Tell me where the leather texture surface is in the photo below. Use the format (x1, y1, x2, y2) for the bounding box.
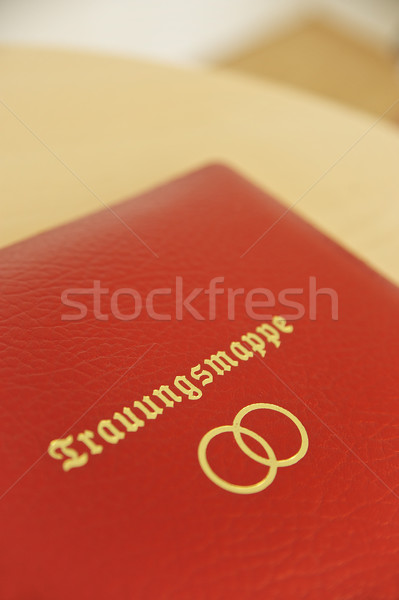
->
(0, 165, 398, 599)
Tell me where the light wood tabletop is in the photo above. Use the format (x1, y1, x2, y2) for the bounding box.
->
(1, 46, 398, 282)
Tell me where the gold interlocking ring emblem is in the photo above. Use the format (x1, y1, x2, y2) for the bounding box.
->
(198, 403, 309, 495)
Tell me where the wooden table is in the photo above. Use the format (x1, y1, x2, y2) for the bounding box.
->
(1, 46, 398, 282)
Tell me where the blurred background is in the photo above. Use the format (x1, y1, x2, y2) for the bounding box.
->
(1, 0, 399, 122)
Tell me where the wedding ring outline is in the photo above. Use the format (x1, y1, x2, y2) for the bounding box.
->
(198, 403, 309, 495)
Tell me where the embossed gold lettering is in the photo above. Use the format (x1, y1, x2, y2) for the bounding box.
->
(134, 397, 163, 420)
(230, 341, 253, 361)
(256, 323, 281, 348)
(48, 315, 296, 471)
(152, 385, 182, 406)
(272, 315, 294, 333)
(113, 407, 145, 432)
(191, 364, 213, 386)
(204, 351, 238, 375)
(97, 420, 125, 444)
(77, 430, 103, 455)
(241, 332, 266, 357)
(48, 435, 88, 471)
(174, 375, 203, 400)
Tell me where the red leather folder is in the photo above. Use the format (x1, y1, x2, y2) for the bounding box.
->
(1, 165, 398, 599)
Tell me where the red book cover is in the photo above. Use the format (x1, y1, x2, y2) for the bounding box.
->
(1, 165, 398, 599)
